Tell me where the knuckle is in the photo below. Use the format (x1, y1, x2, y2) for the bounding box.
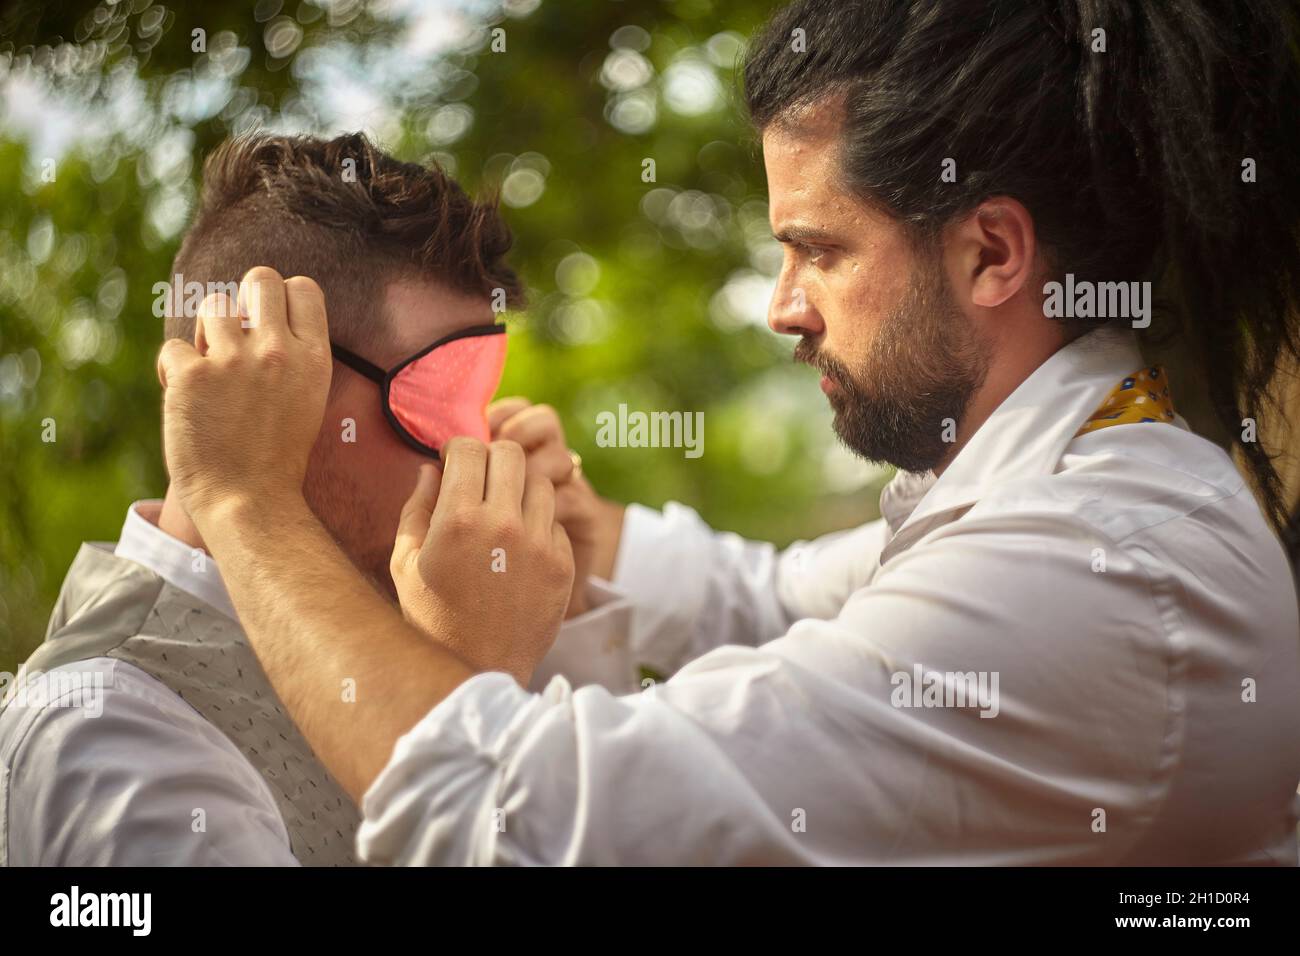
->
(284, 275, 324, 299)
(490, 516, 523, 544)
(308, 344, 331, 369)
(198, 292, 237, 320)
(285, 277, 327, 321)
(548, 548, 575, 583)
(414, 544, 439, 580)
(258, 339, 291, 363)
(446, 435, 486, 459)
(442, 507, 478, 537)
(242, 265, 283, 286)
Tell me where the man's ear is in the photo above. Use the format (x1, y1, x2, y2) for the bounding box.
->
(944, 196, 1036, 310)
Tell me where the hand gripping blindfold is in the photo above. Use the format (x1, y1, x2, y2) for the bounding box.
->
(330, 324, 507, 460)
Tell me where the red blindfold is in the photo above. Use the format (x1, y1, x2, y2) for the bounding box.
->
(330, 324, 507, 459)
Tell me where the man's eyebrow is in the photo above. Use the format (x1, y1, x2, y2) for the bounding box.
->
(772, 225, 838, 245)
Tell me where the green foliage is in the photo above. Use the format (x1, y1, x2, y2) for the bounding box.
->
(0, 0, 884, 672)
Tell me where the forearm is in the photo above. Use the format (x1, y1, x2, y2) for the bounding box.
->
(195, 495, 476, 801)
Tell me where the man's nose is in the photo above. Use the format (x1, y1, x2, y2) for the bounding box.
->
(767, 276, 824, 338)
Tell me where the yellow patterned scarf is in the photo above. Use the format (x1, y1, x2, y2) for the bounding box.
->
(1076, 366, 1176, 437)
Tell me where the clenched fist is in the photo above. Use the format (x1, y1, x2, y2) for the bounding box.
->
(156, 267, 332, 530)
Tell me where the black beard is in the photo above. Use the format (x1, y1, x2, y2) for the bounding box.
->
(795, 260, 990, 474)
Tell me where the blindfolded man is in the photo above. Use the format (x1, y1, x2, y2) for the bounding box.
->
(0, 133, 622, 865)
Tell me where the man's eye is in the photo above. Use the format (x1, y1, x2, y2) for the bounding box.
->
(783, 240, 832, 265)
(802, 244, 831, 264)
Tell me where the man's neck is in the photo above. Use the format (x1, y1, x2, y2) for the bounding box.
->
(157, 486, 207, 551)
(932, 332, 1069, 477)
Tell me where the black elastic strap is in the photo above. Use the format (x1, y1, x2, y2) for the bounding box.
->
(330, 344, 387, 383)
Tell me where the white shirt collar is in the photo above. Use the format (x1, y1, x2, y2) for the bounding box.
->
(112, 500, 239, 621)
(878, 329, 1153, 560)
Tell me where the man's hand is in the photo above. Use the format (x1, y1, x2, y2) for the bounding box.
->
(156, 267, 331, 532)
(390, 438, 575, 685)
(487, 398, 626, 617)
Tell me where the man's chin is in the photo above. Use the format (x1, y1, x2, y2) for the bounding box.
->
(832, 412, 939, 474)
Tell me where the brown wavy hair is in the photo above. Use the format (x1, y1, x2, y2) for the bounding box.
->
(165, 132, 524, 353)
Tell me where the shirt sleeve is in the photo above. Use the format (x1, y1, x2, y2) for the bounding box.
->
(608, 502, 890, 676)
(0, 658, 299, 866)
(357, 514, 1174, 866)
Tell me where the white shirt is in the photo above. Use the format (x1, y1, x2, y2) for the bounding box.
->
(0, 503, 629, 866)
(356, 331, 1300, 865)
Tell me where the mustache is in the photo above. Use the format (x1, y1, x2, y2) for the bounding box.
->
(794, 337, 852, 388)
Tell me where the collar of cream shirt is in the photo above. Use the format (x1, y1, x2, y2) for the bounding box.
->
(878, 329, 1172, 563)
(113, 500, 239, 621)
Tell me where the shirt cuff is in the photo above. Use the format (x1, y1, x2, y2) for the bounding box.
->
(529, 577, 637, 695)
(608, 502, 714, 673)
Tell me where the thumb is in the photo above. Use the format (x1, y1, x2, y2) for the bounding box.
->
(393, 463, 443, 571)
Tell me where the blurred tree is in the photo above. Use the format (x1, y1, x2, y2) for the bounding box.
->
(0, 0, 887, 672)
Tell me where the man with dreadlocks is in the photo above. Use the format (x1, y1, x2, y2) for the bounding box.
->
(154, 0, 1300, 865)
